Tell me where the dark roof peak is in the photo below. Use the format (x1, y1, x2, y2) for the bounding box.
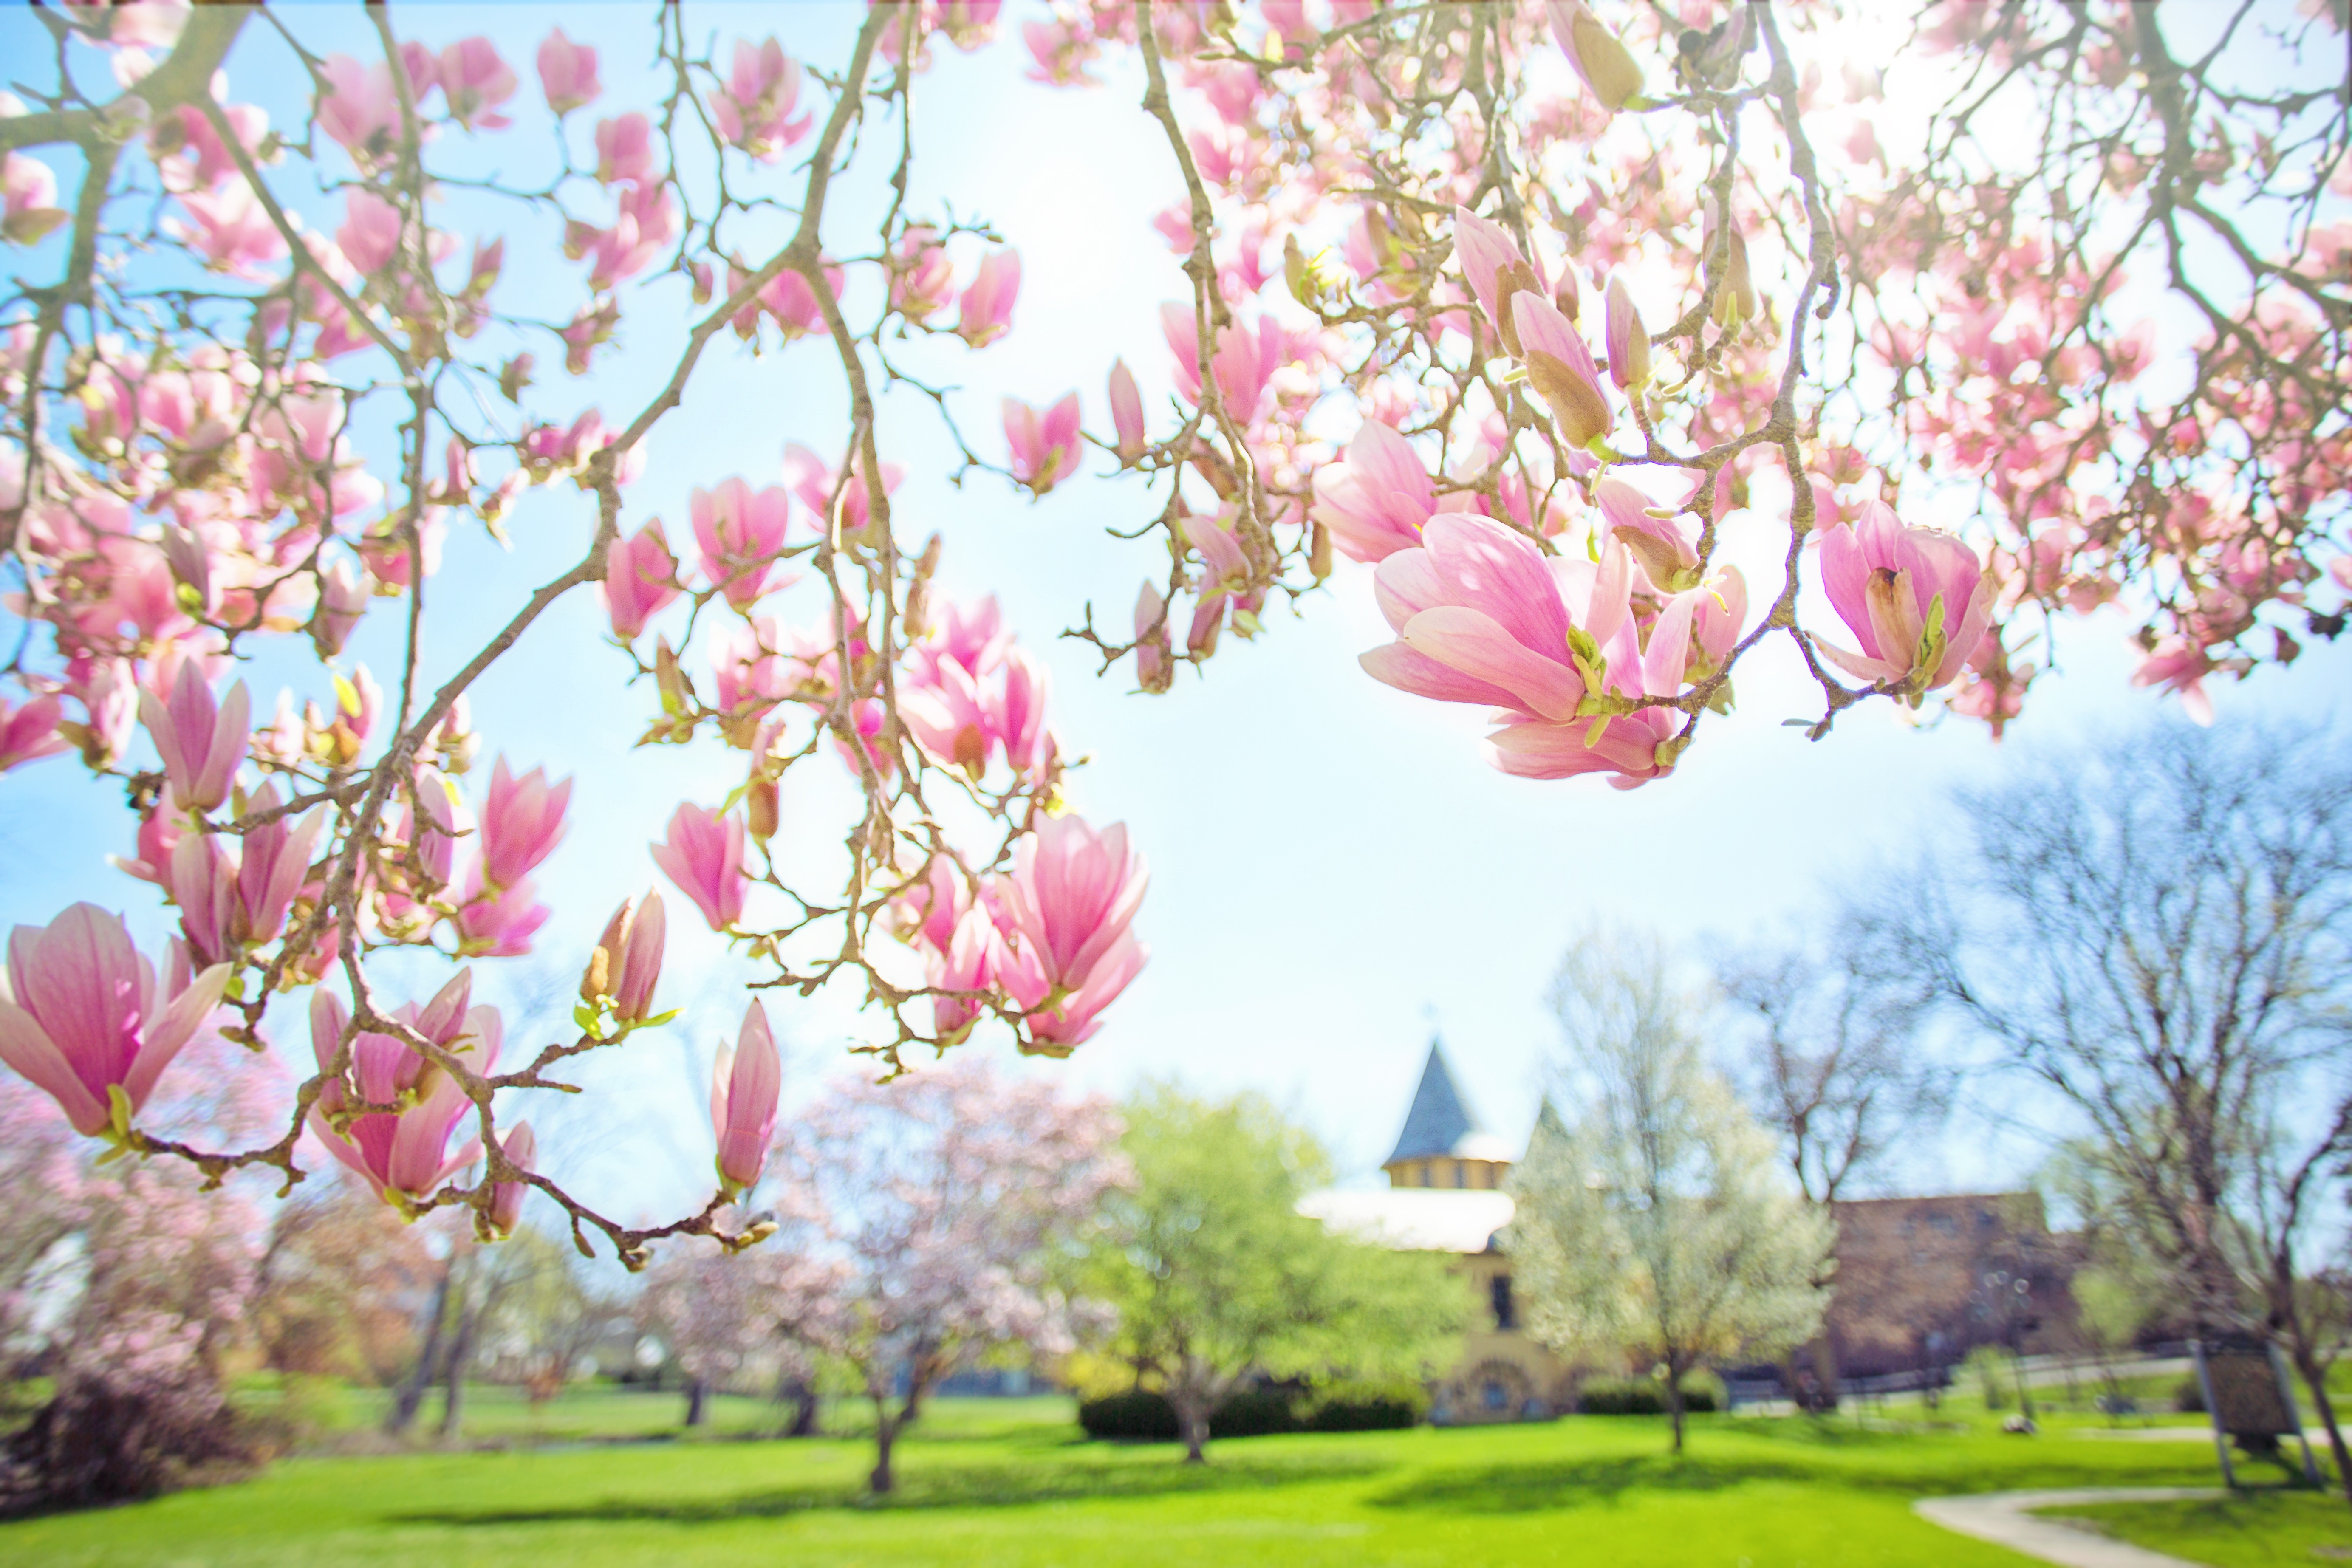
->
(1383, 1039, 1507, 1166)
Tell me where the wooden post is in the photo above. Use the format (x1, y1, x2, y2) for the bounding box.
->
(2192, 1340, 2237, 1489)
(2268, 1342, 2324, 1489)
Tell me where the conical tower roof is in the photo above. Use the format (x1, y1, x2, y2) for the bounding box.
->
(1383, 1039, 1513, 1166)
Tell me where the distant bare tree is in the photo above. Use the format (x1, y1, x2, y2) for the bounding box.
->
(1722, 938, 1948, 1206)
(1874, 723, 2352, 1502)
(1719, 933, 1948, 1407)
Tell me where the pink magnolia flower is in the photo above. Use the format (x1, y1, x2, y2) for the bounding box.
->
(1004, 393, 1082, 493)
(396, 40, 439, 100)
(537, 28, 601, 116)
(1689, 565, 1750, 682)
(602, 519, 681, 639)
(1595, 474, 1699, 590)
(1546, 0, 1645, 113)
(337, 187, 401, 276)
(0, 903, 229, 1138)
(439, 38, 517, 131)
(994, 814, 1148, 1003)
(691, 477, 794, 609)
(1603, 273, 1651, 390)
(2132, 636, 2217, 725)
(1108, 359, 1145, 460)
(1133, 581, 1172, 692)
(1814, 500, 1993, 693)
(1452, 205, 1559, 353)
(454, 876, 551, 958)
(1512, 290, 1611, 447)
(924, 594, 1010, 678)
(891, 226, 956, 322)
(306, 978, 489, 1206)
(747, 260, 841, 341)
(313, 559, 370, 658)
(0, 694, 68, 773)
(172, 178, 288, 276)
(652, 802, 748, 931)
(1359, 512, 1684, 786)
(927, 904, 997, 1045)
(709, 39, 812, 161)
(997, 924, 1145, 1055)
(482, 756, 571, 889)
(992, 647, 1053, 777)
(1311, 420, 1437, 564)
(486, 1121, 534, 1238)
(1159, 303, 1285, 418)
(234, 783, 326, 947)
(594, 113, 655, 186)
(782, 444, 902, 536)
(3, 153, 68, 246)
(316, 55, 401, 165)
(583, 892, 667, 1024)
(711, 999, 780, 1197)
(139, 662, 248, 813)
(957, 249, 1021, 347)
(164, 830, 237, 969)
(902, 656, 993, 774)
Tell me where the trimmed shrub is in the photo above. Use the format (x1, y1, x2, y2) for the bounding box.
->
(1080, 1382, 1430, 1440)
(2177, 1376, 2206, 1415)
(1208, 1390, 1299, 1438)
(1305, 1379, 1428, 1431)
(1576, 1378, 1719, 1415)
(1077, 1390, 1180, 1440)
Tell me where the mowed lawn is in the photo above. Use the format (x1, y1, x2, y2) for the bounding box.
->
(0, 1398, 2332, 1568)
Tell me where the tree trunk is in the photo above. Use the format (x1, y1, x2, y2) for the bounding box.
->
(869, 1399, 898, 1494)
(2291, 1343, 2352, 1507)
(780, 1374, 820, 1438)
(384, 1265, 452, 1436)
(1813, 1334, 1843, 1413)
(1177, 1399, 1209, 1464)
(438, 1303, 478, 1440)
(685, 1376, 710, 1428)
(1668, 1380, 1686, 1454)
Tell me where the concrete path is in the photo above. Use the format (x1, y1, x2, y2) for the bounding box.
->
(1913, 1489, 2225, 1568)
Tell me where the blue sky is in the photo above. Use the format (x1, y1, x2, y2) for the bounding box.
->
(3, 2, 2345, 1229)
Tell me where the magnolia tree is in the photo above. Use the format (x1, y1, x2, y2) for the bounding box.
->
(0, 0, 2344, 1255)
(764, 1057, 1123, 1492)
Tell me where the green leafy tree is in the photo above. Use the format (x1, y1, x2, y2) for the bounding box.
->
(1077, 1084, 1463, 1463)
(1511, 933, 1833, 1453)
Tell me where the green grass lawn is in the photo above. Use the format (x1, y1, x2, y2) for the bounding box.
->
(0, 1396, 2324, 1568)
(2041, 1491, 2352, 1567)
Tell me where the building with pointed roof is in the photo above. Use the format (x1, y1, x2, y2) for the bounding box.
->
(1380, 1040, 1516, 1189)
(1299, 1040, 1572, 1422)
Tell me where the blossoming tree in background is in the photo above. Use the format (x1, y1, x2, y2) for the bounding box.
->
(0, 0, 2343, 1253)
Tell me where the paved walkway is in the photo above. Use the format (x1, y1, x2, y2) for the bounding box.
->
(1913, 1489, 2225, 1568)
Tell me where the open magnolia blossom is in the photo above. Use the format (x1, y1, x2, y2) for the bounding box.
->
(0, 0, 2340, 1257)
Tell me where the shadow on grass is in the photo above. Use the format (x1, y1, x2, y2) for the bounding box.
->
(391, 1450, 1390, 1526)
(1373, 1444, 2240, 1516)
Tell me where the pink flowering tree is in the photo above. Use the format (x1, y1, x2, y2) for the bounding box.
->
(766, 1057, 1125, 1492)
(0, 0, 2342, 1260)
(634, 1231, 844, 1432)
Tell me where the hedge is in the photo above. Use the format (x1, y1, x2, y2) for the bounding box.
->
(1575, 1379, 1720, 1415)
(1077, 1382, 1425, 1441)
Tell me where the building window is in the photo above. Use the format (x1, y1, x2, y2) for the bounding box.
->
(1483, 1380, 1510, 1410)
(1490, 1273, 1516, 1331)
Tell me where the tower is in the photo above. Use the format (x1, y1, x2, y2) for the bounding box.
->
(1380, 1039, 1515, 1190)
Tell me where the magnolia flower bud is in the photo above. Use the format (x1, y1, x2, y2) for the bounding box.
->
(1604, 274, 1651, 391)
(746, 774, 779, 841)
(485, 1122, 534, 1240)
